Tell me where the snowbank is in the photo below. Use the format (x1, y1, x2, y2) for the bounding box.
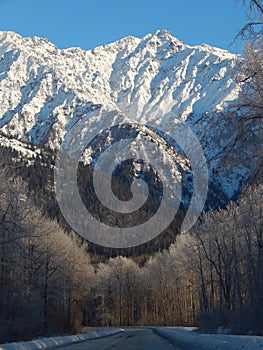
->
(0, 328, 124, 350)
(154, 327, 263, 350)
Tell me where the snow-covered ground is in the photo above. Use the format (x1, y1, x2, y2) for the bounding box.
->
(1, 328, 262, 350)
(155, 327, 263, 350)
(0, 328, 124, 350)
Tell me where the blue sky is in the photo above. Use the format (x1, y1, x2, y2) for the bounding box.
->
(0, 0, 247, 53)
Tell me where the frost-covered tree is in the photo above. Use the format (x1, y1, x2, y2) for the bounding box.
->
(0, 170, 92, 342)
(236, 0, 263, 121)
(237, 0, 263, 41)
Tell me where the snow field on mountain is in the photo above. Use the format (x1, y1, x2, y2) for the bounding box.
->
(0, 30, 259, 206)
(0, 30, 238, 150)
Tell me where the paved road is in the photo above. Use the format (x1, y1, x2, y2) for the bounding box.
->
(57, 328, 181, 349)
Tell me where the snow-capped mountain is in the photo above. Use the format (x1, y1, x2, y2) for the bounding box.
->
(0, 30, 237, 147)
(0, 30, 259, 211)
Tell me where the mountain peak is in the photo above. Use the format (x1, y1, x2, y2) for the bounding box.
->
(142, 29, 184, 48)
(153, 29, 173, 39)
(0, 30, 259, 210)
(0, 30, 22, 42)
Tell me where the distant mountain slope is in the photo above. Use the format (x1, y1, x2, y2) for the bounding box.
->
(0, 30, 260, 234)
(0, 30, 237, 148)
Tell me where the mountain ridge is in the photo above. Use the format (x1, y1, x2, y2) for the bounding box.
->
(0, 30, 259, 238)
(0, 30, 238, 148)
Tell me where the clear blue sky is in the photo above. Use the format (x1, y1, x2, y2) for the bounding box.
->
(0, 0, 247, 53)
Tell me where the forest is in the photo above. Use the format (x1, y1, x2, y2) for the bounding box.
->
(0, 168, 262, 342)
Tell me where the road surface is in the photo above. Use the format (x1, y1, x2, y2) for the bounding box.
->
(57, 328, 182, 349)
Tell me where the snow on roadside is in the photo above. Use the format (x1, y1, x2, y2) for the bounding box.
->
(0, 328, 124, 350)
(155, 327, 263, 350)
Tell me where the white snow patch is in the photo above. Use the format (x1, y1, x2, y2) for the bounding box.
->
(0, 329, 124, 350)
(155, 327, 263, 350)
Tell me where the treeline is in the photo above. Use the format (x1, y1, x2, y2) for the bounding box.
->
(87, 185, 263, 334)
(0, 143, 183, 261)
(1, 164, 262, 343)
(180, 185, 263, 333)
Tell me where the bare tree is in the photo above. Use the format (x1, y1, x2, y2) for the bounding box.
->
(236, 0, 263, 41)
